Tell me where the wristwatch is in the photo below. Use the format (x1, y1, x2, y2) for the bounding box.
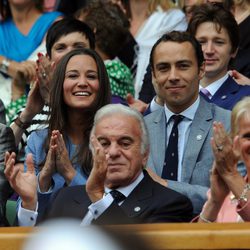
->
(0, 58, 10, 74)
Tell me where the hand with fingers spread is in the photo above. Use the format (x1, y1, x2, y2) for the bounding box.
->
(38, 134, 57, 192)
(4, 152, 37, 211)
(52, 130, 76, 185)
(86, 136, 109, 203)
(211, 122, 239, 179)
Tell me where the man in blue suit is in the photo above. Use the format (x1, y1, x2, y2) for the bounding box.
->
(188, 3, 250, 110)
(144, 31, 231, 215)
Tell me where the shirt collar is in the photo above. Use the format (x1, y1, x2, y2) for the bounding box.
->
(200, 73, 229, 96)
(164, 96, 200, 123)
(104, 171, 144, 197)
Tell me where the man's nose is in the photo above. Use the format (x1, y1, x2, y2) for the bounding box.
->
(107, 143, 120, 158)
(169, 67, 179, 81)
(204, 41, 214, 54)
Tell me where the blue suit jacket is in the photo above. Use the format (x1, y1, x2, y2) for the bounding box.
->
(200, 76, 250, 110)
(144, 97, 231, 214)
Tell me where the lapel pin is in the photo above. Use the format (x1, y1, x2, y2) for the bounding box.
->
(221, 95, 227, 100)
(134, 206, 141, 212)
(196, 135, 202, 140)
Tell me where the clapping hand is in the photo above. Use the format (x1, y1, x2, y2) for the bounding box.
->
(86, 135, 109, 202)
(4, 152, 37, 210)
(211, 122, 239, 178)
(52, 130, 76, 185)
(37, 53, 55, 104)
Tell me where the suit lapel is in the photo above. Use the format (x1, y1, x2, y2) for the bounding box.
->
(72, 187, 91, 217)
(211, 76, 239, 103)
(121, 171, 154, 218)
(149, 109, 167, 176)
(182, 97, 213, 182)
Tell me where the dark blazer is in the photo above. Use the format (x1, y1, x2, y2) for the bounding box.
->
(0, 124, 16, 226)
(46, 171, 193, 224)
(0, 99, 6, 125)
(200, 76, 250, 110)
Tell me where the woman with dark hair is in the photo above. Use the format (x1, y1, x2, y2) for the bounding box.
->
(0, 0, 61, 121)
(5, 48, 111, 225)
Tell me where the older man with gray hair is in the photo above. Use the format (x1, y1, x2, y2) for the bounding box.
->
(6, 104, 193, 225)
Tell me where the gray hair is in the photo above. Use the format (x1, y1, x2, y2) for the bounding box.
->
(90, 104, 149, 154)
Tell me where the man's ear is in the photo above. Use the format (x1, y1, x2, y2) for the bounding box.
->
(231, 47, 238, 59)
(151, 68, 157, 87)
(198, 62, 205, 80)
(142, 149, 149, 168)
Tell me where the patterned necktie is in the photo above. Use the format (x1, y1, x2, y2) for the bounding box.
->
(110, 190, 126, 204)
(161, 115, 183, 180)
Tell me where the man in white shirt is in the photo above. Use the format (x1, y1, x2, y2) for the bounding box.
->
(144, 30, 231, 215)
(5, 104, 193, 226)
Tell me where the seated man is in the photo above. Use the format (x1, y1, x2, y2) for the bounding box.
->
(5, 104, 193, 226)
(144, 31, 231, 215)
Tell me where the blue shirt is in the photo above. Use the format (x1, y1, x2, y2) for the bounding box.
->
(0, 11, 61, 61)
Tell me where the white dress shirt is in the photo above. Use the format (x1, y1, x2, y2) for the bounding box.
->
(164, 96, 200, 181)
(18, 172, 144, 226)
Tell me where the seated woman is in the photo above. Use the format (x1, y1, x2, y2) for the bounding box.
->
(198, 97, 250, 222)
(76, 1, 135, 100)
(0, 0, 61, 122)
(5, 48, 111, 225)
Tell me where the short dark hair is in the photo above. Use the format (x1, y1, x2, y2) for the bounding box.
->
(75, 0, 130, 59)
(46, 17, 95, 58)
(150, 31, 204, 72)
(188, 3, 239, 54)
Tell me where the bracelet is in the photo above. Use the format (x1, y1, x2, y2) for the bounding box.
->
(199, 213, 213, 223)
(238, 183, 250, 204)
(14, 115, 31, 130)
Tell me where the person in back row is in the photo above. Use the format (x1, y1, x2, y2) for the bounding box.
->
(75, 0, 135, 100)
(6, 104, 193, 226)
(144, 31, 231, 215)
(188, 3, 250, 110)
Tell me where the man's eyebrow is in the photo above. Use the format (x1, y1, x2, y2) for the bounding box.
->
(155, 62, 169, 68)
(96, 136, 107, 140)
(176, 60, 192, 64)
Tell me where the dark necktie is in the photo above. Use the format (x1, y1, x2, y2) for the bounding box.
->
(161, 115, 183, 180)
(110, 190, 126, 204)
